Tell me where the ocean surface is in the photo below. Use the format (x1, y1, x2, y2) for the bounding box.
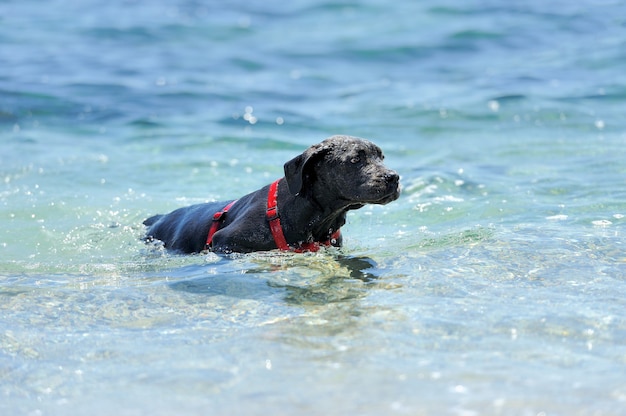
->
(2, 1, 626, 415)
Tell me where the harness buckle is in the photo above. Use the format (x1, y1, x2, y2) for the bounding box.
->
(266, 206, 279, 221)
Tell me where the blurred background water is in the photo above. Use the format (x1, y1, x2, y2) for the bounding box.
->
(1, 0, 626, 415)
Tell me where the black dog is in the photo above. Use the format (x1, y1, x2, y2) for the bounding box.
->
(143, 135, 400, 254)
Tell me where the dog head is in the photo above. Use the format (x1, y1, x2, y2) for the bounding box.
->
(284, 135, 400, 206)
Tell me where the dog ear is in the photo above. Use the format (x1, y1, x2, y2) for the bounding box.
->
(283, 144, 327, 195)
(283, 153, 306, 195)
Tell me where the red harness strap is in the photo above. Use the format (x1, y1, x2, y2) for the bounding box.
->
(266, 179, 341, 252)
(205, 200, 237, 250)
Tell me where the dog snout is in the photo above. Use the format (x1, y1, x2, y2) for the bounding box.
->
(384, 170, 400, 184)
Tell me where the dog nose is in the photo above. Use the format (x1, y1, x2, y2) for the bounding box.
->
(385, 171, 400, 184)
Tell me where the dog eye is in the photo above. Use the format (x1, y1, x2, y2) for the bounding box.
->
(350, 156, 361, 164)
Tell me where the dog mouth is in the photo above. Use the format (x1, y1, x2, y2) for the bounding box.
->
(338, 171, 401, 206)
(374, 188, 401, 204)
(363, 181, 401, 204)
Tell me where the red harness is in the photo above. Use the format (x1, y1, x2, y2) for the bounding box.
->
(205, 199, 238, 250)
(205, 179, 341, 252)
(266, 179, 341, 252)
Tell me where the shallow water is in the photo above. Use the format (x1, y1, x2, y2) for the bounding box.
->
(2, 0, 626, 415)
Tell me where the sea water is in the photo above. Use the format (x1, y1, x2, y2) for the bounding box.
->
(1, 1, 625, 415)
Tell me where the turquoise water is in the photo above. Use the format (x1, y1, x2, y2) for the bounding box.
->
(2, 0, 626, 414)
